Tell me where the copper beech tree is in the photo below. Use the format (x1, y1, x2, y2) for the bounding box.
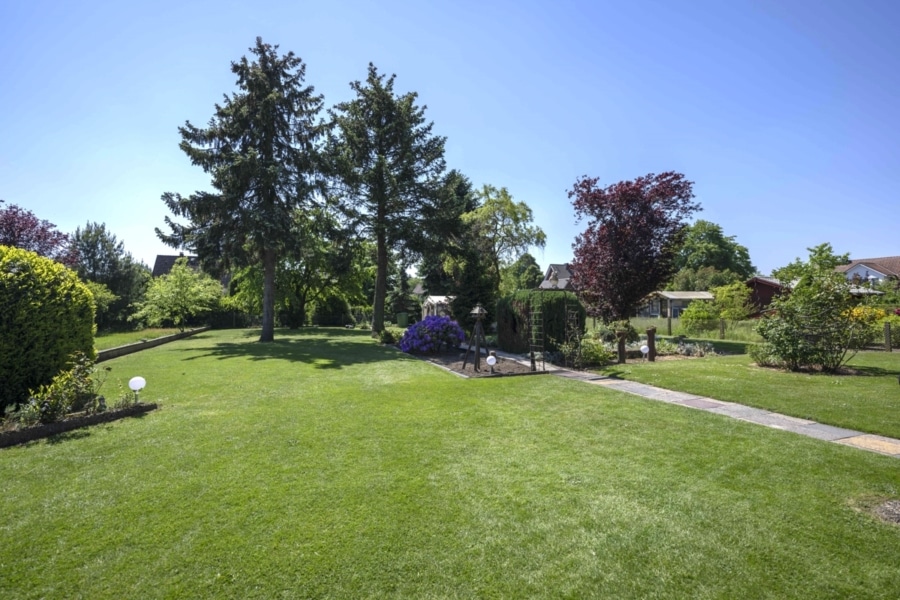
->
(569, 172, 700, 322)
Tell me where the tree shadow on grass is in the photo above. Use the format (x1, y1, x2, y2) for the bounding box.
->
(845, 364, 900, 378)
(177, 328, 404, 369)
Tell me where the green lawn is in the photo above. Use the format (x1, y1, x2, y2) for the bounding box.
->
(3, 329, 900, 598)
(599, 351, 900, 439)
(94, 328, 181, 351)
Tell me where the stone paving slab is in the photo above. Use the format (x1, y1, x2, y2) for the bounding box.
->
(676, 398, 728, 410)
(708, 404, 772, 420)
(838, 435, 900, 456)
(794, 423, 862, 441)
(737, 412, 817, 430)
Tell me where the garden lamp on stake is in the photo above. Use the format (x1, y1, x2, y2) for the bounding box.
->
(129, 376, 146, 403)
(462, 303, 488, 372)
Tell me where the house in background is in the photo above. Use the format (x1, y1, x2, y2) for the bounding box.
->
(151, 253, 200, 277)
(746, 276, 784, 316)
(538, 263, 574, 290)
(835, 256, 900, 286)
(635, 291, 714, 318)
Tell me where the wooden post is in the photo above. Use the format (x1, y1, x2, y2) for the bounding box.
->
(667, 315, 672, 336)
(886, 322, 892, 352)
(616, 331, 627, 364)
(646, 327, 656, 362)
(719, 319, 726, 340)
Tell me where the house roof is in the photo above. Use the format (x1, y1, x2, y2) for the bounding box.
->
(835, 256, 900, 278)
(747, 276, 783, 288)
(651, 291, 714, 301)
(539, 263, 574, 290)
(151, 254, 200, 277)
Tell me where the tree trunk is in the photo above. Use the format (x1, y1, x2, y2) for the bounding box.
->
(260, 249, 276, 342)
(372, 230, 388, 335)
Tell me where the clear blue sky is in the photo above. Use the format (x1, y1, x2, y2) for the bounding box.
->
(2, 0, 898, 277)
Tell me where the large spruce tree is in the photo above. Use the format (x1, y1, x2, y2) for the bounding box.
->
(328, 64, 446, 334)
(156, 38, 324, 342)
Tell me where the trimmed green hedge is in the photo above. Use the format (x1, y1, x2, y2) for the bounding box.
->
(496, 290, 585, 353)
(0, 246, 95, 411)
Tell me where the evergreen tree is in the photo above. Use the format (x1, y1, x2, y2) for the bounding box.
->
(156, 38, 325, 342)
(418, 170, 477, 295)
(328, 64, 446, 334)
(73, 222, 149, 330)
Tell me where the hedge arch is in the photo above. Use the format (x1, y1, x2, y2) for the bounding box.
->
(0, 246, 95, 411)
(496, 290, 585, 354)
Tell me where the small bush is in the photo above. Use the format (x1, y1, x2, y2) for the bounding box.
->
(13, 352, 109, 426)
(749, 342, 784, 368)
(378, 327, 405, 345)
(680, 301, 720, 334)
(580, 336, 615, 366)
(593, 319, 640, 344)
(399, 316, 465, 354)
(654, 339, 680, 356)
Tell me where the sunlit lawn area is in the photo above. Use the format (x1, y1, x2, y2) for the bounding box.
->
(3, 329, 900, 598)
(94, 328, 181, 351)
(598, 351, 900, 440)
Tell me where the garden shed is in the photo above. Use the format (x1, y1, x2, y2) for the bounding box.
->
(421, 295, 454, 320)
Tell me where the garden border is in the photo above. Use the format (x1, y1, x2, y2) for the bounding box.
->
(0, 403, 158, 448)
(97, 327, 210, 362)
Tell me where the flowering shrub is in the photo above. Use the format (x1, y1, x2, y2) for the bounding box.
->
(399, 316, 465, 354)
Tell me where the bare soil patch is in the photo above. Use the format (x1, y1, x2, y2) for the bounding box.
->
(875, 500, 900, 525)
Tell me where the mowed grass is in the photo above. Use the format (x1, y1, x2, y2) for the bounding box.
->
(599, 351, 900, 439)
(2, 329, 900, 598)
(94, 328, 181, 351)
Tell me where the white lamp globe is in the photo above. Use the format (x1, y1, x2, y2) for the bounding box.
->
(129, 376, 146, 392)
(640, 345, 649, 355)
(486, 356, 497, 366)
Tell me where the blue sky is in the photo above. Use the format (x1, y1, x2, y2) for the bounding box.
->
(2, 0, 898, 277)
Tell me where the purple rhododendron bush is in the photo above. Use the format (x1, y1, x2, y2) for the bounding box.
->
(399, 316, 465, 354)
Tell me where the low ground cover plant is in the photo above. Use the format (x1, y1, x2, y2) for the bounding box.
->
(398, 315, 465, 353)
(3, 352, 133, 430)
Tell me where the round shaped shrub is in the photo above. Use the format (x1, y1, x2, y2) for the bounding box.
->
(0, 246, 95, 412)
(399, 315, 465, 354)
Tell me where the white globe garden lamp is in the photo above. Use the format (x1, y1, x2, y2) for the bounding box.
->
(129, 376, 146, 403)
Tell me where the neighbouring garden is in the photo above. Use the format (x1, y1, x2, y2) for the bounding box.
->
(2, 329, 900, 599)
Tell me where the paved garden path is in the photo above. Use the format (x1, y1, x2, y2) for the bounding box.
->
(497, 351, 900, 459)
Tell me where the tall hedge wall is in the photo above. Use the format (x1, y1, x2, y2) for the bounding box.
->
(0, 246, 95, 411)
(496, 290, 585, 354)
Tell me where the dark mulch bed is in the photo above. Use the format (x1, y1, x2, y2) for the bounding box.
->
(0, 403, 158, 448)
(416, 348, 546, 378)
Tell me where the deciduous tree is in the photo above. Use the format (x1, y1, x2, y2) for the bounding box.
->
(674, 220, 755, 279)
(499, 252, 543, 296)
(0, 201, 77, 267)
(463, 185, 546, 294)
(132, 258, 223, 331)
(570, 172, 700, 322)
(156, 38, 325, 342)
